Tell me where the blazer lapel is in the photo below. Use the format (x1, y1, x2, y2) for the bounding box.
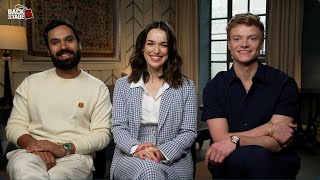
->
(158, 88, 174, 131)
(131, 86, 143, 138)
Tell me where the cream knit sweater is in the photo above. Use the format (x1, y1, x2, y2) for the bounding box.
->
(6, 68, 112, 155)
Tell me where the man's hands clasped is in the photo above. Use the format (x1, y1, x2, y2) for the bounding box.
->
(26, 140, 68, 170)
(205, 121, 297, 166)
(270, 122, 296, 148)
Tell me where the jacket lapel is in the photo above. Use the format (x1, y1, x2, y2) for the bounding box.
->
(158, 87, 174, 131)
(131, 86, 143, 138)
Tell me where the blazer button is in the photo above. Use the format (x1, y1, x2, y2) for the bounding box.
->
(152, 129, 157, 136)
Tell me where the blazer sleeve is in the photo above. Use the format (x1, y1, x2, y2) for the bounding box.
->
(111, 78, 141, 154)
(158, 80, 198, 163)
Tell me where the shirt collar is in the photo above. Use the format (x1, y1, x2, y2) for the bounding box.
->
(130, 76, 170, 90)
(227, 61, 267, 85)
(130, 77, 144, 88)
(253, 62, 267, 83)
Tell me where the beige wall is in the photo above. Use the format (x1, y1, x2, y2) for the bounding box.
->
(0, 0, 199, 96)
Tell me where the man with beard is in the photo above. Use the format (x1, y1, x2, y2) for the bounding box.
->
(5, 19, 112, 179)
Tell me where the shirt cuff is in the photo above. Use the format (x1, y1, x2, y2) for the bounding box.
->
(160, 150, 170, 163)
(130, 145, 138, 155)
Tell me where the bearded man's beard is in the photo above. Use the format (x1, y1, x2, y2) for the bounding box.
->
(51, 49, 81, 70)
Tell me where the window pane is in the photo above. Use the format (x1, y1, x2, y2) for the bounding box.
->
(250, 0, 266, 14)
(212, 0, 227, 18)
(232, 0, 248, 16)
(260, 41, 266, 54)
(211, 41, 227, 53)
(259, 15, 266, 29)
(211, 19, 228, 40)
(229, 62, 233, 69)
(211, 62, 227, 78)
(259, 15, 267, 38)
(259, 41, 266, 63)
(211, 53, 227, 62)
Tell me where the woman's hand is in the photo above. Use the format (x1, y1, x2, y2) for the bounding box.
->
(133, 144, 164, 162)
(135, 142, 155, 152)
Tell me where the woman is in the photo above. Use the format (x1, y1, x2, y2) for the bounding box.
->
(110, 21, 197, 180)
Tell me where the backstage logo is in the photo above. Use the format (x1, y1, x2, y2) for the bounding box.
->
(8, 4, 34, 20)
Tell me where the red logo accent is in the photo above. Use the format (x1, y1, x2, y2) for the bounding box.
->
(24, 9, 33, 19)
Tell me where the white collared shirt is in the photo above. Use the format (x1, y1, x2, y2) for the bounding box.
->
(130, 77, 170, 125)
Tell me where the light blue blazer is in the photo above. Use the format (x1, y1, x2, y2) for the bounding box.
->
(110, 76, 197, 179)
